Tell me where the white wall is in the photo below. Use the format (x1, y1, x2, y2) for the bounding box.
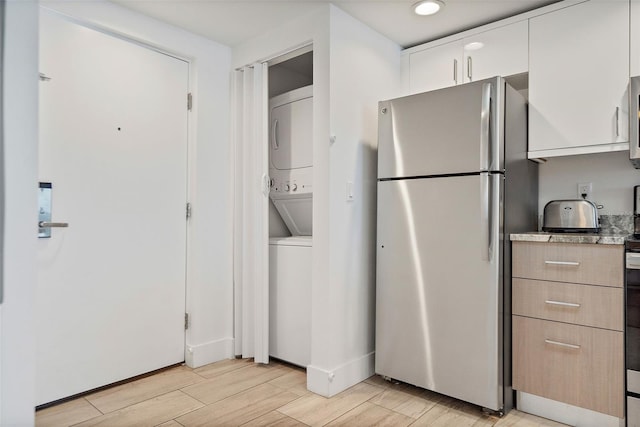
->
(2, 0, 39, 424)
(233, 4, 401, 397)
(232, 7, 328, 70)
(320, 4, 401, 394)
(41, 0, 233, 367)
(538, 151, 640, 216)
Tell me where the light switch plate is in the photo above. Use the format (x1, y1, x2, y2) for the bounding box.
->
(346, 181, 354, 201)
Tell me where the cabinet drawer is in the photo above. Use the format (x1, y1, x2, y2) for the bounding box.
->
(513, 316, 623, 417)
(512, 241, 623, 287)
(512, 278, 623, 331)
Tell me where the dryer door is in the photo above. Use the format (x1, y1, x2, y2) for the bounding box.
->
(270, 96, 312, 170)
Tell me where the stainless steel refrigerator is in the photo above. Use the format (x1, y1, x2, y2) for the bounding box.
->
(375, 76, 537, 413)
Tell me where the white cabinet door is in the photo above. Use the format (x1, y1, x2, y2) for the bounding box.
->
(632, 0, 640, 76)
(408, 40, 463, 94)
(462, 21, 528, 83)
(529, 0, 629, 154)
(407, 21, 529, 94)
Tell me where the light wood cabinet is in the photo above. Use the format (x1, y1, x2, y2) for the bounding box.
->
(408, 21, 528, 94)
(513, 316, 624, 417)
(512, 241, 623, 287)
(513, 278, 623, 331)
(512, 241, 624, 418)
(528, 0, 629, 157)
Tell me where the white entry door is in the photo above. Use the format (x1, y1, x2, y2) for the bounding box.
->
(37, 11, 189, 405)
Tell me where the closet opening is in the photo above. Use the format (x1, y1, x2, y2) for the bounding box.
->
(267, 48, 313, 368)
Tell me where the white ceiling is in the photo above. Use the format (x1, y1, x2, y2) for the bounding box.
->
(110, 0, 560, 49)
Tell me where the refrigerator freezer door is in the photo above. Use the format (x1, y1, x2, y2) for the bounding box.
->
(375, 174, 502, 410)
(378, 77, 503, 179)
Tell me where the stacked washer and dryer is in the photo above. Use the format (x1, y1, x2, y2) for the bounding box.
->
(268, 85, 312, 368)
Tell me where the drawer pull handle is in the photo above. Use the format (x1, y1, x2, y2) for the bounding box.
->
(545, 300, 581, 308)
(544, 261, 580, 266)
(545, 339, 580, 350)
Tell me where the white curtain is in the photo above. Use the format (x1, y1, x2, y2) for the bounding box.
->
(232, 63, 269, 363)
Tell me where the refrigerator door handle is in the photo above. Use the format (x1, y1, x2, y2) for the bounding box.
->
(480, 172, 490, 262)
(480, 82, 492, 171)
(481, 172, 497, 263)
(489, 173, 495, 262)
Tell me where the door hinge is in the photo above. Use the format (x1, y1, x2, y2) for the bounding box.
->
(184, 313, 189, 330)
(187, 92, 193, 111)
(186, 202, 192, 219)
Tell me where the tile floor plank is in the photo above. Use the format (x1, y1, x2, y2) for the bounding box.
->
(410, 399, 494, 427)
(86, 366, 204, 414)
(277, 382, 384, 426)
(239, 410, 307, 427)
(193, 358, 251, 379)
(493, 409, 571, 427)
(36, 398, 102, 427)
(493, 410, 540, 427)
(177, 383, 299, 427)
(35, 358, 573, 427)
(72, 390, 203, 427)
(325, 401, 414, 426)
(155, 421, 184, 427)
(364, 375, 393, 389)
(180, 363, 287, 405)
(369, 385, 441, 419)
(267, 369, 309, 396)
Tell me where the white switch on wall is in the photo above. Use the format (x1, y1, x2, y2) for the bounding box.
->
(346, 181, 354, 201)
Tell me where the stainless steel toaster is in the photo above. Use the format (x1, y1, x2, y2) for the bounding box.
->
(542, 199, 600, 233)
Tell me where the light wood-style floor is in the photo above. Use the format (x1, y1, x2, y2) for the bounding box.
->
(36, 358, 569, 427)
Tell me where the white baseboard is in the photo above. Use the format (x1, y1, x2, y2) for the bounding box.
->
(516, 391, 624, 427)
(307, 352, 375, 397)
(185, 338, 235, 368)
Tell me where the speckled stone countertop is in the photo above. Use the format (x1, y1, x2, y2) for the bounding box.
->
(509, 232, 627, 245)
(510, 214, 633, 245)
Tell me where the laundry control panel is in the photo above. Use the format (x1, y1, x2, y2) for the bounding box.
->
(269, 166, 313, 195)
(270, 178, 311, 193)
(270, 177, 312, 194)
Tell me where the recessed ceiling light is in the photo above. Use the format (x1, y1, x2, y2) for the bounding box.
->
(413, 0, 445, 16)
(464, 42, 485, 51)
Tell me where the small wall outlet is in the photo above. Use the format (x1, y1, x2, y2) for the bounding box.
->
(577, 182, 593, 200)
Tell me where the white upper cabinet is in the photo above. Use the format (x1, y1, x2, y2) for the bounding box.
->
(632, 0, 640, 76)
(462, 20, 529, 83)
(407, 20, 528, 94)
(409, 40, 463, 94)
(528, 0, 629, 157)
